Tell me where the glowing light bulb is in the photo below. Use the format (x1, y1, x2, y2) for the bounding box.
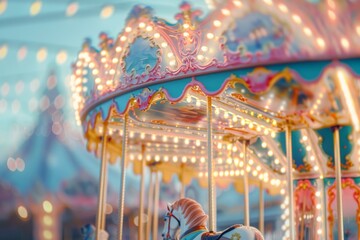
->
(213, 20, 221, 27)
(292, 14, 302, 24)
(43, 201, 53, 213)
(221, 8, 230, 15)
(341, 37, 349, 49)
(17, 206, 28, 219)
(30, 1, 42, 16)
(207, 33, 214, 39)
(303, 27, 312, 36)
(100, 5, 114, 19)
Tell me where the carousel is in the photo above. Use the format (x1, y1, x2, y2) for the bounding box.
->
(70, 1, 360, 239)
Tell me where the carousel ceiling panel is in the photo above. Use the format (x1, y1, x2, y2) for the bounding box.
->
(248, 138, 284, 175)
(316, 126, 354, 171)
(277, 130, 312, 173)
(131, 99, 206, 126)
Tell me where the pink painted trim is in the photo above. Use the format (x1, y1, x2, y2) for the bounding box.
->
(81, 60, 360, 127)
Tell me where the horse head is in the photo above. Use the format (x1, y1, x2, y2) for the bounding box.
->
(162, 198, 208, 240)
(162, 202, 181, 240)
(161, 198, 264, 240)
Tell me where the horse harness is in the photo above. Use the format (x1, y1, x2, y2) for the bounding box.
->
(201, 224, 243, 240)
(164, 208, 181, 239)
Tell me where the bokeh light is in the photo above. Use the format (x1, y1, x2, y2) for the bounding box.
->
(17, 206, 28, 219)
(56, 50, 68, 65)
(17, 46, 28, 61)
(37, 48, 47, 62)
(43, 200, 53, 213)
(66, 2, 79, 16)
(0, 0, 7, 15)
(0, 44, 8, 59)
(100, 5, 114, 19)
(30, 1, 42, 16)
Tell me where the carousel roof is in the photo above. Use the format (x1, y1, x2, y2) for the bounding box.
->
(69, 0, 360, 194)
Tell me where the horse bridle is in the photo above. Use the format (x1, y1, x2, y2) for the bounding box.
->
(164, 207, 181, 239)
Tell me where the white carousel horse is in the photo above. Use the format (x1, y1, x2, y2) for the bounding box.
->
(162, 198, 264, 240)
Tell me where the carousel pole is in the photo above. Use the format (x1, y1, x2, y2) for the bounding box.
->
(96, 122, 108, 239)
(152, 171, 160, 240)
(259, 181, 264, 233)
(138, 145, 146, 240)
(145, 170, 154, 240)
(243, 140, 250, 226)
(101, 150, 109, 230)
(333, 126, 344, 240)
(285, 125, 295, 240)
(207, 96, 216, 232)
(180, 163, 185, 199)
(117, 115, 128, 240)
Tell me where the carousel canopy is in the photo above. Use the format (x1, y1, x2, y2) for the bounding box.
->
(70, 0, 360, 194)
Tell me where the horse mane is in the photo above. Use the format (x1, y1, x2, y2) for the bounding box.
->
(171, 198, 208, 229)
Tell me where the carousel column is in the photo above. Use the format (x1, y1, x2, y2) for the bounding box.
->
(285, 125, 295, 240)
(138, 145, 146, 240)
(96, 123, 108, 239)
(180, 164, 185, 199)
(145, 170, 154, 240)
(207, 96, 216, 232)
(333, 126, 344, 240)
(259, 181, 264, 233)
(118, 115, 128, 240)
(243, 140, 250, 226)
(152, 171, 160, 240)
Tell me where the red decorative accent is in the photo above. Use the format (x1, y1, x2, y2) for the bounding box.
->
(294, 180, 319, 239)
(327, 178, 360, 240)
(295, 180, 316, 212)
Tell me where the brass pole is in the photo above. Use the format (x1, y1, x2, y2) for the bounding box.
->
(207, 96, 216, 232)
(286, 125, 295, 240)
(101, 154, 108, 230)
(117, 115, 128, 240)
(138, 145, 146, 240)
(180, 164, 185, 199)
(333, 126, 344, 240)
(259, 181, 264, 233)
(152, 172, 160, 240)
(96, 123, 108, 239)
(145, 170, 154, 240)
(243, 140, 250, 226)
